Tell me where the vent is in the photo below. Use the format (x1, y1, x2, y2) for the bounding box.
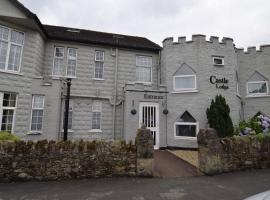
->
(66, 29, 80, 33)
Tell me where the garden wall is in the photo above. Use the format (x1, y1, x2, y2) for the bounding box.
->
(0, 128, 154, 182)
(197, 128, 270, 175)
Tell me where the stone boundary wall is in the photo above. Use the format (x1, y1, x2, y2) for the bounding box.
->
(0, 128, 153, 182)
(197, 129, 270, 175)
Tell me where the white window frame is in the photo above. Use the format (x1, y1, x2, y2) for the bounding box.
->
(136, 55, 152, 84)
(90, 101, 102, 132)
(213, 56, 224, 66)
(52, 46, 65, 77)
(0, 92, 17, 133)
(246, 80, 269, 97)
(66, 48, 77, 78)
(29, 95, 45, 133)
(173, 74, 197, 92)
(94, 50, 105, 80)
(0, 25, 25, 73)
(174, 122, 199, 139)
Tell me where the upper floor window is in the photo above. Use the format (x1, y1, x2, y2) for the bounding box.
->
(91, 101, 102, 130)
(67, 48, 77, 77)
(0, 25, 24, 72)
(30, 95, 45, 132)
(136, 56, 152, 83)
(52, 47, 77, 78)
(213, 56, 224, 66)
(173, 75, 197, 91)
(53, 47, 64, 76)
(94, 51, 104, 79)
(247, 81, 268, 96)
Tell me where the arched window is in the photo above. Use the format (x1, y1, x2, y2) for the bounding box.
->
(174, 111, 199, 138)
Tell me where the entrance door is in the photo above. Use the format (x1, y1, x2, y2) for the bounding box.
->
(139, 102, 159, 149)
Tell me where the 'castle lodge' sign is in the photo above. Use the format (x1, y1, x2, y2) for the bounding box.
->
(210, 76, 229, 90)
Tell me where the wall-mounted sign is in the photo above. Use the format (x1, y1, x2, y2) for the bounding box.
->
(144, 94, 164, 99)
(210, 75, 229, 90)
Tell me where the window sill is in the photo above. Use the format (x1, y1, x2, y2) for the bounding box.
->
(213, 64, 224, 67)
(0, 70, 24, 76)
(135, 81, 152, 85)
(61, 129, 74, 133)
(246, 94, 270, 98)
(27, 131, 42, 135)
(172, 90, 198, 94)
(88, 129, 102, 133)
(92, 78, 105, 81)
(174, 136, 197, 140)
(51, 76, 77, 80)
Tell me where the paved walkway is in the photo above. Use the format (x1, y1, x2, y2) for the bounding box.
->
(0, 169, 270, 200)
(154, 150, 199, 178)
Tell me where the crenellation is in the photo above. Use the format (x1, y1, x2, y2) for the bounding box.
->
(178, 36, 186, 43)
(192, 34, 206, 42)
(247, 46, 256, 54)
(162, 37, 174, 46)
(209, 36, 219, 44)
(222, 37, 234, 46)
(235, 48, 244, 54)
(259, 45, 270, 53)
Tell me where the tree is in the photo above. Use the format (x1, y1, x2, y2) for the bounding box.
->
(206, 95, 234, 137)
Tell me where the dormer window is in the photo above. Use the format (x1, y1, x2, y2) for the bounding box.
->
(213, 56, 224, 66)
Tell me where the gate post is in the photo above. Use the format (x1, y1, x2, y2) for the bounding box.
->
(135, 126, 154, 177)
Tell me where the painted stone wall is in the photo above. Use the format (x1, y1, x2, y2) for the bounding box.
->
(0, 128, 153, 182)
(197, 129, 270, 175)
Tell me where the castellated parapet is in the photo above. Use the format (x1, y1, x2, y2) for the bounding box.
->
(236, 45, 270, 55)
(162, 34, 234, 47)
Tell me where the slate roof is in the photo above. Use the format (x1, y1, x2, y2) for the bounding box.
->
(43, 25, 161, 51)
(9, 0, 161, 52)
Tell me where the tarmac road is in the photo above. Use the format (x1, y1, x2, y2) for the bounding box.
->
(0, 169, 270, 200)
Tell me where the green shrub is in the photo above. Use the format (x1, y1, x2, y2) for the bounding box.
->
(0, 132, 20, 141)
(206, 95, 234, 138)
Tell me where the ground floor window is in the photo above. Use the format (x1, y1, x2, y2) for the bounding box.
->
(0, 92, 17, 132)
(175, 122, 198, 137)
(91, 101, 102, 130)
(30, 95, 45, 132)
(174, 111, 198, 138)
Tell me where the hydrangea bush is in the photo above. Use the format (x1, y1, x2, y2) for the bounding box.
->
(236, 114, 270, 136)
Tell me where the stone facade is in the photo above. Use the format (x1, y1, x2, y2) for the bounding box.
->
(197, 129, 270, 175)
(0, 128, 154, 182)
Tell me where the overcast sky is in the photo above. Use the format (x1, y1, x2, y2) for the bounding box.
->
(20, 0, 270, 48)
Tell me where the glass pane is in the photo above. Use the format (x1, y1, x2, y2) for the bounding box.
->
(53, 58, 64, 76)
(176, 124, 196, 137)
(33, 96, 44, 109)
(31, 110, 43, 131)
(214, 58, 223, 65)
(92, 112, 101, 129)
(248, 82, 267, 94)
(0, 41, 8, 70)
(0, 26, 9, 41)
(136, 56, 152, 67)
(3, 93, 16, 107)
(136, 66, 151, 82)
(68, 48, 77, 58)
(95, 62, 103, 78)
(7, 44, 22, 71)
(55, 47, 64, 57)
(95, 51, 104, 61)
(67, 59, 76, 77)
(1, 109, 14, 132)
(175, 76, 195, 89)
(11, 30, 24, 45)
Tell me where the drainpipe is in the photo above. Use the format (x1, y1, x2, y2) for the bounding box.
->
(112, 48, 119, 139)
